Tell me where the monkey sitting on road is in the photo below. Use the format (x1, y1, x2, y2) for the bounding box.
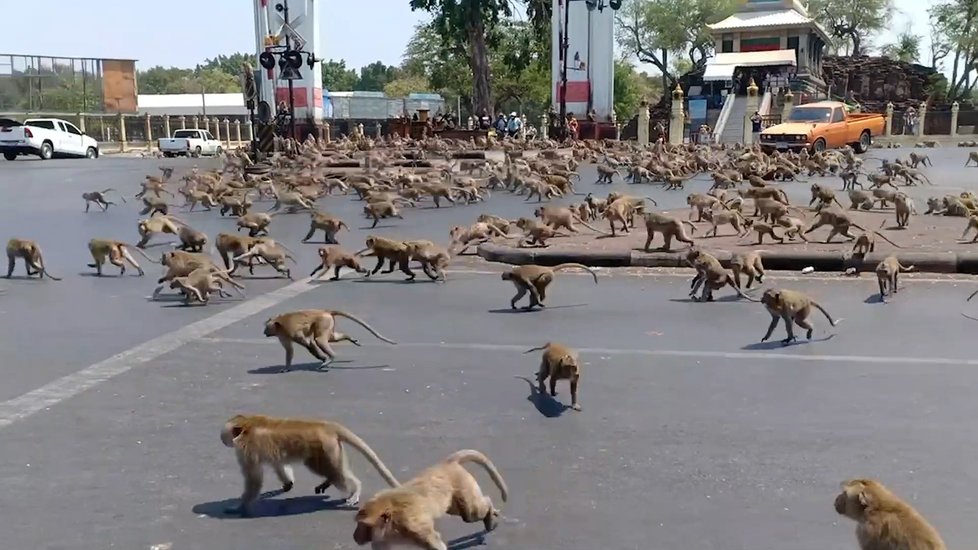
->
(354, 449, 508, 550)
(759, 288, 842, 345)
(309, 246, 368, 281)
(835, 478, 946, 550)
(82, 188, 126, 212)
(87, 238, 158, 277)
(6, 238, 61, 280)
(501, 263, 598, 310)
(524, 342, 582, 411)
(221, 414, 400, 516)
(875, 256, 914, 303)
(263, 309, 397, 372)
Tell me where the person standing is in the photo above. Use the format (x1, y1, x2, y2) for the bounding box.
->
(506, 112, 523, 138)
(750, 111, 763, 142)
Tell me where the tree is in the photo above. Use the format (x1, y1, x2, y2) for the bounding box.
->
(384, 74, 432, 97)
(320, 59, 359, 91)
(356, 61, 401, 92)
(808, 0, 893, 56)
(138, 67, 196, 94)
(403, 21, 478, 109)
(198, 53, 256, 78)
(409, 0, 517, 115)
(616, 0, 736, 90)
(879, 27, 921, 63)
(929, 0, 978, 100)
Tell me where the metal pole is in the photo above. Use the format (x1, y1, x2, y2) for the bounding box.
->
(201, 86, 207, 118)
(284, 0, 296, 140)
(558, 0, 571, 140)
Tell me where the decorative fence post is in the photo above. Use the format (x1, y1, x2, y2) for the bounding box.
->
(885, 103, 894, 137)
(223, 119, 231, 147)
(245, 120, 254, 141)
(234, 120, 242, 145)
(743, 79, 759, 145)
(637, 100, 650, 146)
(540, 114, 549, 140)
(145, 113, 153, 151)
(467, 116, 474, 130)
(951, 102, 960, 137)
(118, 113, 128, 153)
(192, 116, 199, 130)
(916, 101, 926, 137)
(163, 115, 171, 139)
(670, 83, 686, 146)
(77, 113, 86, 134)
(781, 89, 794, 122)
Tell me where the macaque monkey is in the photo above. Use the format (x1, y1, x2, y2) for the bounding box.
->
(686, 249, 758, 302)
(834, 478, 946, 550)
(236, 212, 275, 237)
(267, 191, 315, 213)
(169, 267, 245, 304)
(233, 241, 296, 279)
(263, 309, 397, 371)
(875, 256, 915, 303)
(356, 236, 416, 279)
(363, 200, 404, 229)
(82, 188, 126, 212)
(743, 219, 785, 244)
(87, 239, 158, 276)
(476, 213, 513, 234)
(909, 151, 933, 168)
(893, 193, 916, 228)
(514, 217, 567, 248)
(139, 195, 180, 217)
(686, 192, 727, 222)
(214, 233, 268, 275)
(152, 250, 219, 298)
(302, 211, 348, 243)
(524, 342, 581, 410)
(642, 212, 696, 251)
(533, 205, 607, 234)
(759, 288, 842, 345)
(177, 225, 208, 253)
(500, 263, 598, 310)
(221, 414, 400, 516)
(403, 240, 451, 282)
(135, 167, 175, 199)
(702, 209, 748, 237)
(135, 214, 185, 248)
(449, 222, 508, 255)
(848, 189, 874, 210)
(730, 250, 765, 289)
(810, 183, 846, 211)
(5, 238, 61, 280)
(309, 246, 368, 280)
(803, 208, 866, 243)
(595, 164, 619, 183)
(353, 450, 508, 550)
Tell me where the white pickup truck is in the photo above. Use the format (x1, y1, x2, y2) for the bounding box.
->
(0, 118, 100, 161)
(158, 129, 224, 158)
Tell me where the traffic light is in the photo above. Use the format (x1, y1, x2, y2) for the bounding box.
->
(609, 0, 622, 8)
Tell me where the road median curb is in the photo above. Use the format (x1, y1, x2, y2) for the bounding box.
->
(477, 244, 974, 274)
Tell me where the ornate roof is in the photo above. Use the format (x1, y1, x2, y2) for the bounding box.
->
(708, 8, 829, 41)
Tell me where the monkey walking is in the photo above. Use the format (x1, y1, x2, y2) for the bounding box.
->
(500, 263, 599, 310)
(875, 256, 914, 303)
(82, 188, 126, 212)
(87, 239, 159, 276)
(759, 288, 842, 345)
(6, 238, 62, 280)
(263, 309, 397, 372)
(309, 246, 368, 280)
(835, 478, 946, 550)
(354, 449, 508, 550)
(524, 342, 582, 411)
(220, 414, 400, 517)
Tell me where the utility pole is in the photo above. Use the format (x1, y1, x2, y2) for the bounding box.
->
(282, 0, 296, 139)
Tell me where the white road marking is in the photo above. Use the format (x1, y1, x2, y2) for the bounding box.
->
(0, 278, 317, 430)
(197, 337, 978, 367)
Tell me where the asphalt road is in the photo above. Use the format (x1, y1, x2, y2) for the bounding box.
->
(1, 149, 978, 549)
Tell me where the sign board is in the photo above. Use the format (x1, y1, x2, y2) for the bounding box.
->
(688, 99, 708, 122)
(279, 22, 306, 51)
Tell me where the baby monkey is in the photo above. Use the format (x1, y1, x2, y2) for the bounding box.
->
(501, 263, 598, 310)
(354, 449, 508, 550)
(759, 288, 842, 345)
(524, 342, 582, 411)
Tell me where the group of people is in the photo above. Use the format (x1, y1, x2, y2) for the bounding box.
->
(478, 111, 525, 138)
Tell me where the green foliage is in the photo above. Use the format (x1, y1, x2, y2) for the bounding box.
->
(355, 61, 402, 92)
(613, 60, 662, 120)
(197, 53, 257, 76)
(808, 0, 893, 56)
(616, 0, 736, 88)
(929, 0, 978, 101)
(384, 75, 432, 97)
(321, 59, 359, 91)
(879, 28, 921, 63)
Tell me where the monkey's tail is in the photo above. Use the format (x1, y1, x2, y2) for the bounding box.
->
(576, 218, 610, 235)
(128, 245, 162, 264)
(443, 450, 509, 502)
(899, 263, 915, 272)
(523, 343, 550, 354)
(331, 423, 401, 488)
(643, 196, 659, 206)
(330, 311, 397, 345)
(872, 231, 902, 249)
(551, 263, 599, 284)
(812, 302, 841, 327)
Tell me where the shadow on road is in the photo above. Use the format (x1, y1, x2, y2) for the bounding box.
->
(515, 376, 567, 418)
(487, 303, 588, 314)
(740, 333, 837, 350)
(446, 531, 490, 549)
(192, 491, 351, 519)
(248, 360, 389, 374)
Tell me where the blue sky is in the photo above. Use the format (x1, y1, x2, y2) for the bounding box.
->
(0, 0, 933, 72)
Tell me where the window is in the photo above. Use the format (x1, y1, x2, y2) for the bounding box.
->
(831, 108, 845, 123)
(721, 40, 734, 53)
(27, 120, 55, 130)
(787, 36, 800, 64)
(173, 130, 200, 139)
(786, 107, 832, 122)
(204, 132, 215, 141)
(61, 122, 82, 135)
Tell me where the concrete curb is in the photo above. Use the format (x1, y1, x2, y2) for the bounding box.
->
(477, 243, 977, 274)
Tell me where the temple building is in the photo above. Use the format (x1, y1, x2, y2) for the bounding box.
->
(704, 0, 830, 93)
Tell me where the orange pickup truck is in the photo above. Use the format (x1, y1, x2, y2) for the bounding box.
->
(759, 101, 886, 154)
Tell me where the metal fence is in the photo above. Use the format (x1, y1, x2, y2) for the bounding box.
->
(0, 55, 107, 113)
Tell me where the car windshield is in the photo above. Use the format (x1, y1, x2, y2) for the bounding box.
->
(173, 130, 199, 138)
(787, 107, 832, 123)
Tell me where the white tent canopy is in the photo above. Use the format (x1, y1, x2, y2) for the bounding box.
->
(702, 50, 797, 82)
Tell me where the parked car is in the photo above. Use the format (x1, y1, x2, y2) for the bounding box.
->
(759, 101, 886, 154)
(0, 118, 100, 160)
(158, 129, 223, 158)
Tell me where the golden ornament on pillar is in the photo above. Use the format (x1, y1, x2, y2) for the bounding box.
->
(671, 83, 684, 100)
(783, 89, 793, 101)
(747, 78, 759, 97)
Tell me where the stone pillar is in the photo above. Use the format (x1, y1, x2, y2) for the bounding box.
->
(179, 116, 186, 130)
(781, 89, 794, 122)
(540, 114, 549, 140)
(885, 103, 894, 137)
(192, 116, 199, 130)
(144, 113, 153, 151)
(77, 114, 86, 133)
(467, 116, 474, 130)
(323, 124, 331, 143)
(743, 79, 760, 145)
(234, 120, 242, 145)
(245, 120, 254, 141)
(375, 122, 382, 139)
(916, 101, 926, 137)
(223, 119, 231, 147)
(611, 111, 619, 140)
(637, 100, 650, 146)
(951, 101, 960, 137)
(669, 84, 685, 145)
(118, 113, 128, 153)
(357, 123, 365, 140)
(163, 115, 171, 139)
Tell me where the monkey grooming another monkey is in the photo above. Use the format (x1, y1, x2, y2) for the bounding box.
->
(82, 188, 126, 212)
(87, 239, 158, 276)
(524, 342, 582, 410)
(354, 449, 508, 550)
(760, 288, 842, 345)
(6, 238, 62, 280)
(221, 414, 400, 516)
(835, 478, 946, 550)
(875, 256, 915, 303)
(263, 309, 397, 372)
(500, 263, 598, 310)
